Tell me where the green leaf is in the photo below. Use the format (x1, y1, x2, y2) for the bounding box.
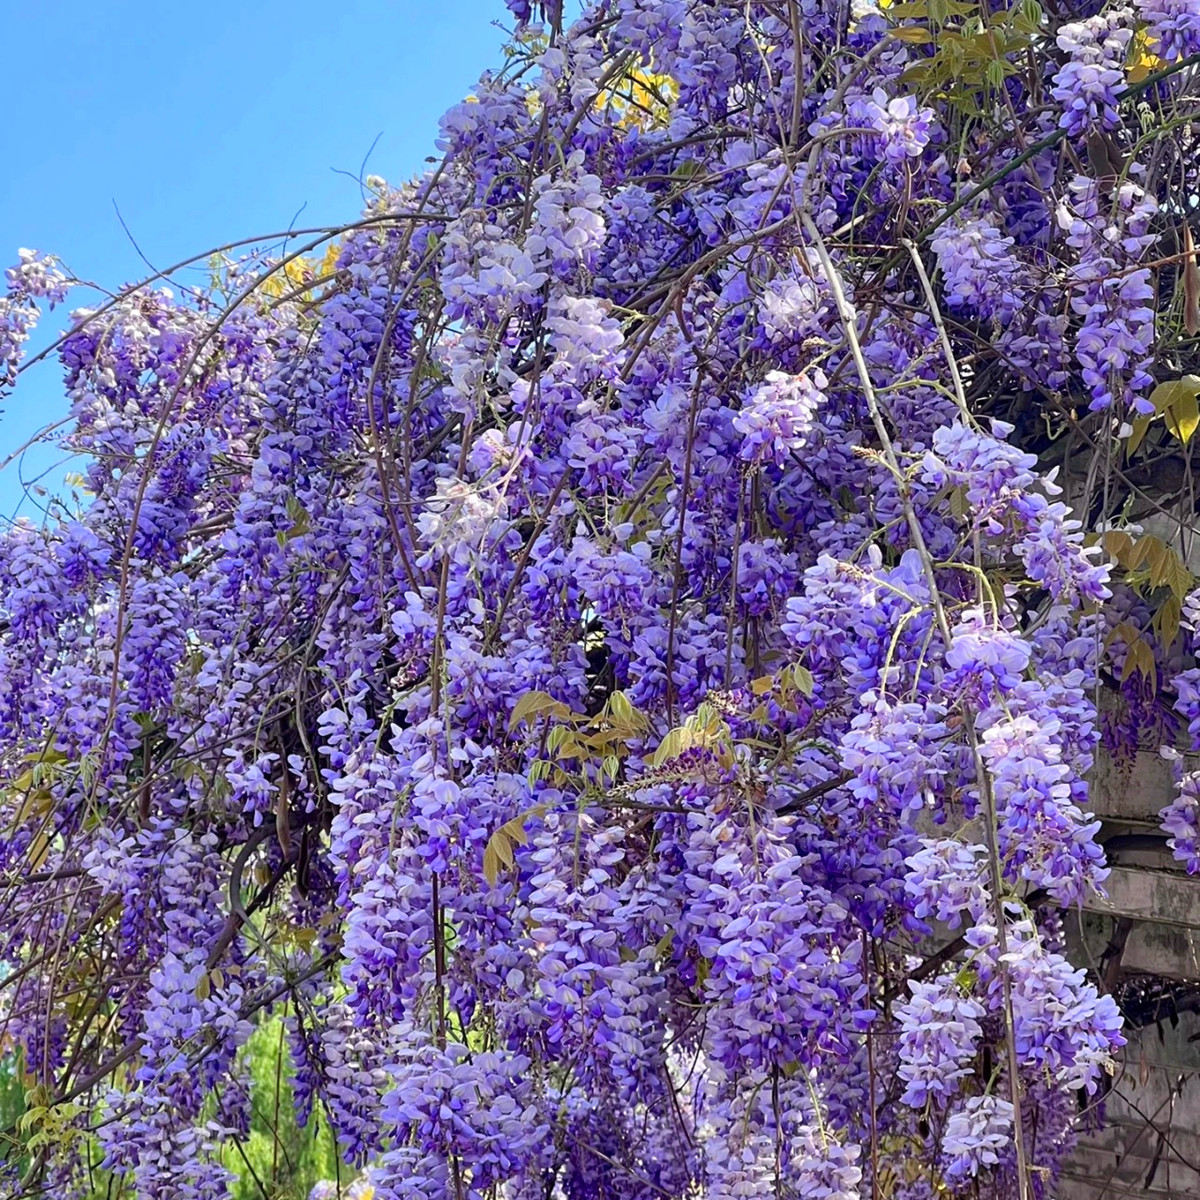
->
(792, 664, 815, 697)
(18, 1107, 47, 1134)
(949, 485, 971, 523)
(282, 494, 311, 541)
(954, 964, 979, 991)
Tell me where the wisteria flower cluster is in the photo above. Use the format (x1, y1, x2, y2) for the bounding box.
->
(1, 249, 68, 391)
(3, 1, 1200, 1198)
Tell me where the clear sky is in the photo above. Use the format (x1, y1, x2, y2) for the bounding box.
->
(0, 0, 514, 523)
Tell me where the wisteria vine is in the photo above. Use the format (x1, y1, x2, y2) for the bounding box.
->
(3, 2, 1200, 1198)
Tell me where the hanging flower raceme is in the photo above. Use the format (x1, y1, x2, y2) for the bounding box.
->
(1, 248, 68, 391)
(1052, 15, 1133, 137)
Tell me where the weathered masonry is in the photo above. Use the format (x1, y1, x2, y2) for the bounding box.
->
(1059, 750, 1200, 1200)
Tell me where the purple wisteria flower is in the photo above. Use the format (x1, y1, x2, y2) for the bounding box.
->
(904, 838, 989, 930)
(1058, 174, 1158, 414)
(4, 2, 1186, 1194)
(895, 978, 986, 1108)
(1136, 0, 1200, 60)
(1052, 17, 1132, 137)
(733, 369, 826, 466)
(847, 88, 935, 166)
(1160, 759, 1200, 874)
(980, 713, 1108, 903)
(1, 248, 68, 390)
(930, 214, 1024, 324)
(941, 1095, 1014, 1182)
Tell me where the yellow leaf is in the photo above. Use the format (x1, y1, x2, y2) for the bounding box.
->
(1182, 223, 1200, 338)
(493, 832, 515, 871)
(651, 710, 729, 767)
(501, 809, 538, 846)
(1168, 554, 1195, 600)
(1158, 594, 1182, 649)
(651, 727, 686, 768)
(599, 66, 678, 130)
(508, 690, 573, 732)
(1165, 388, 1200, 446)
(1125, 413, 1153, 458)
(27, 832, 51, 870)
(599, 690, 647, 732)
(1126, 29, 1164, 83)
(1121, 635, 1156, 683)
(1120, 642, 1139, 682)
(1104, 619, 1143, 653)
(554, 734, 586, 760)
(1143, 539, 1171, 588)
(482, 840, 505, 888)
(1101, 530, 1134, 566)
(483, 805, 544, 886)
(9, 768, 35, 793)
(12, 788, 54, 827)
(1150, 376, 1200, 430)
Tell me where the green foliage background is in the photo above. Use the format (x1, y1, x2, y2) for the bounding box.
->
(0, 1017, 346, 1199)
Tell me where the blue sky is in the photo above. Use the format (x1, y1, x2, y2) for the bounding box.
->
(0, 0, 515, 522)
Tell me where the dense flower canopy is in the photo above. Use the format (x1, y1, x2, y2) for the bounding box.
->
(2, 1, 1200, 1198)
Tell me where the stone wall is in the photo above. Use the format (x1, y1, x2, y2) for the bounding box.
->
(1057, 749, 1200, 1198)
